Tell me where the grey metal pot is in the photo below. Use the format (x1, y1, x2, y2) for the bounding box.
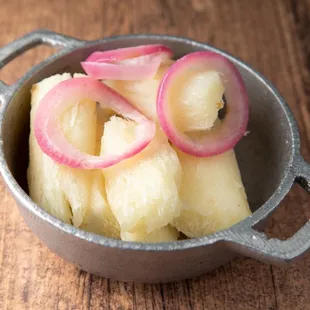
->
(0, 29, 309, 283)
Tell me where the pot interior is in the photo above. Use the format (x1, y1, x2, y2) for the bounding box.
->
(1, 37, 295, 214)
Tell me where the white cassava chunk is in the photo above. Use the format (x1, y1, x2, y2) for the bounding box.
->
(101, 117, 182, 235)
(121, 225, 179, 242)
(58, 95, 97, 227)
(172, 148, 251, 237)
(104, 62, 173, 121)
(28, 73, 119, 238)
(80, 171, 120, 238)
(28, 73, 72, 223)
(174, 71, 225, 131)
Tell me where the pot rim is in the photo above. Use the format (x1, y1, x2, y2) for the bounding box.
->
(0, 33, 300, 251)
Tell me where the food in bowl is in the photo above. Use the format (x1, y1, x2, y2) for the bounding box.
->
(27, 45, 251, 242)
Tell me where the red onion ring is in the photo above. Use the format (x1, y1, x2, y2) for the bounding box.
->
(157, 51, 249, 157)
(81, 45, 173, 80)
(34, 77, 156, 169)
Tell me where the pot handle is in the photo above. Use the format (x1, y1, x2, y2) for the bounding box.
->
(230, 155, 310, 265)
(0, 29, 83, 101)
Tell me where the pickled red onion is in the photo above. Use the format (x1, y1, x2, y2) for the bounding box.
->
(81, 45, 173, 80)
(34, 77, 156, 169)
(157, 51, 249, 157)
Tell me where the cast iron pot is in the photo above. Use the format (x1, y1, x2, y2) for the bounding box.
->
(0, 30, 309, 283)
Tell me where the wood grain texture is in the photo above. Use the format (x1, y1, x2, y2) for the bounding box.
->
(0, 0, 309, 309)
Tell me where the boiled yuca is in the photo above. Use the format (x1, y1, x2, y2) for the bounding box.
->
(58, 92, 97, 227)
(174, 71, 225, 132)
(104, 62, 172, 122)
(79, 171, 120, 238)
(101, 116, 182, 237)
(172, 149, 251, 237)
(121, 225, 179, 242)
(28, 74, 119, 238)
(28, 74, 72, 223)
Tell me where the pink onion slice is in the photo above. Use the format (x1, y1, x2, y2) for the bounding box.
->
(34, 77, 156, 169)
(81, 45, 173, 80)
(157, 51, 249, 157)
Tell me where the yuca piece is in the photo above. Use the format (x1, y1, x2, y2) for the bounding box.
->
(174, 71, 225, 132)
(105, 61, 173, 121)
(121, 225, 179, 242)
(101, 116, 182, 237)
(28, 73, 72, 223)
(58, 93, 97, 227)
(79, 171, 119, 238)
(172, 148, 251, 237)
(28, 73, 119, 238)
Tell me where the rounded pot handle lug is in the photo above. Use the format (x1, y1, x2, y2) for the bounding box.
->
(229, 155, 310, 265)
(0, 29, 83, 104)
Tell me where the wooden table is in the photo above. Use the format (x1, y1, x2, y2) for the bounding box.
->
(0, 0, 309, 309)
